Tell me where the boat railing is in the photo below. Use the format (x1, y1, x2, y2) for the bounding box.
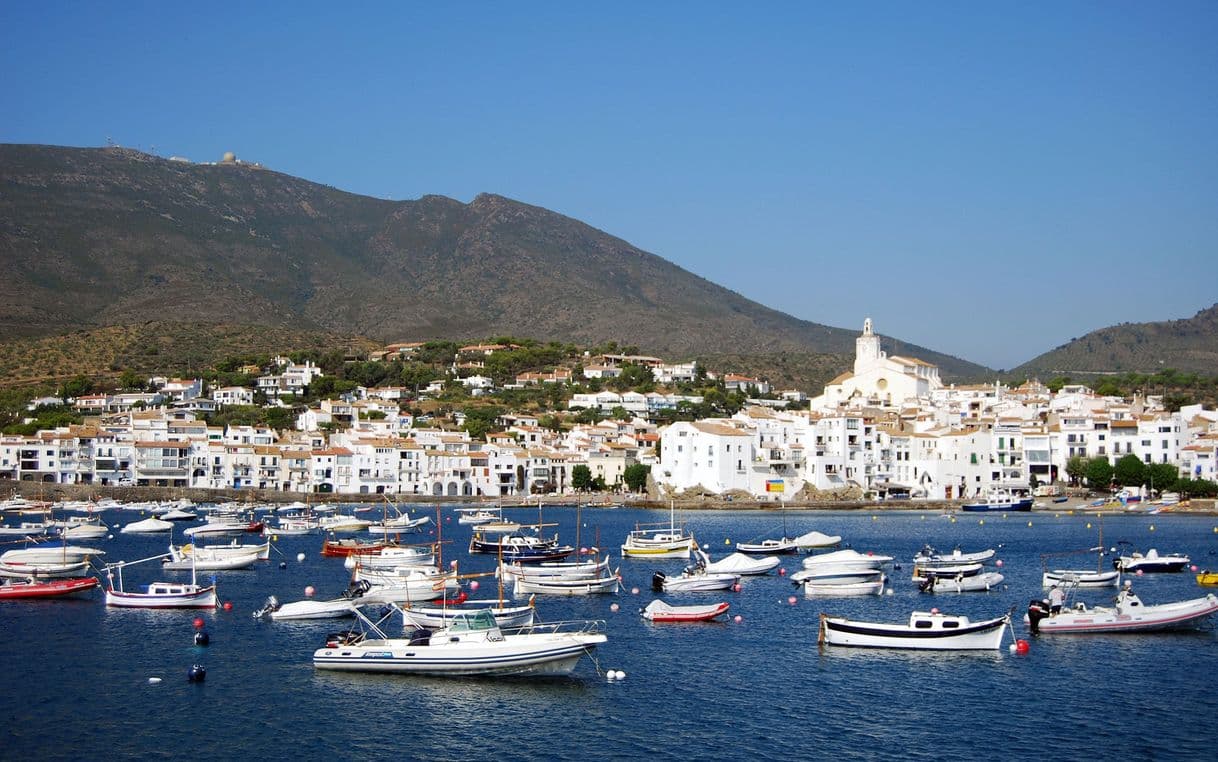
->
(501, 618, 606, 637)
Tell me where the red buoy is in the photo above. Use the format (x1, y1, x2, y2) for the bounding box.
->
(1015, 639, 1030, 654)
(192, 617, 205, 630)
(222, 601, 233, 612)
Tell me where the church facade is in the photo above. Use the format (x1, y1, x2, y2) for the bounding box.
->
(810, 318, 943, 410)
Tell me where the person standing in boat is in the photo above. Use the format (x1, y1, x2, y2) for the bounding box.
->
(1048, 584, 1065, 615)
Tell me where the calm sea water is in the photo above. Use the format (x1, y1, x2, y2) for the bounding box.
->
(2, 505, 1216, 761)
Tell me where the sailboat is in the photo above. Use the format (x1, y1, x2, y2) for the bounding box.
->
(621, 499, 696, 559)
(735, 508, 798, 554)
(1041, 517, 1121, 588)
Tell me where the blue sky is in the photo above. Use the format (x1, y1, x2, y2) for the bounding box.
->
(4, 2, 1215, 369)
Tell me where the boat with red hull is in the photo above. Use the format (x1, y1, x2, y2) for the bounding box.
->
(0, 576, 98, 600)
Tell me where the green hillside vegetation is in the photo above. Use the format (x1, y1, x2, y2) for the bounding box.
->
(0, 144, 986, 378)
(1012, 304, 1218, 376)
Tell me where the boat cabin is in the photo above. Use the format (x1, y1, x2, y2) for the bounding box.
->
(908, 612, 974, 630)
(430, 610, 505, 645)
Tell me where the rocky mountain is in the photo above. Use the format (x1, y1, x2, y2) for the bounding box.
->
(0, 144, 987, 377)
(1012, 304, 1218, 377)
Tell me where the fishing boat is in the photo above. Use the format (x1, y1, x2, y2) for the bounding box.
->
(621, 501, 696, 559)
(321, 537, 391, 557)
(702, 552, 780, 576)
(819, 610, 1011, 650)
(183, 519, 264, 537)
(1113, 548, 1190, 573)
(735, 538, 799, 555)
(640, 599, 730, 622)
(343, 544, 436, 570)
(313, 608, 607, 678)
(0, 575, 98, 600)
(0, 520, 52, 537)
(512, 567, 620, 596)
(103, 554, 218, 609)
(498, 556, 613, 581)
(400, 596, 537, 630)
(318, 514, 372, 533)
(457, 509, 502, 525)
(961, 488, 1033, 513)
(162, 545, 261, 571)
(1198, 571, 1218, 587)
(469, 532, 574, 563)
(1026, 585, 1218, 634)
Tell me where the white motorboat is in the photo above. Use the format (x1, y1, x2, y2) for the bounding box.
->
(345, 545, 436, 570)
(1113, 548, 1190, 573)
(803, 578, 886, 597)
(313, 608, 606, 677)
(319, 515, 372, 533)
(1027, 586, 1218, 634)
(272, 516, 319, 535)
(1042, 569, 1121, 588)
(791, 530, 842, 550)
(651, 561, 739, 593)
(158, 507, 198, 521)
(457, 509, 502, 525)
(640, 599, 730, 622)
(0, 558, 91, 578)
(916, 571, 1005, 593)
(255, 594, 357, 621)
(356, 567, 460, 604)
(702, 552, 780, 576)
(174, 539, 270, 562)
(366, 515, 432, 534)
(0, 544, 104, 565)
(802, 548, 893, 571)
(913, 545, 996, 566)
(121, 517, 175, 534)
(0, 521, 52, 537)
(183, 520, 263, 537)
(819, 610, 1010, 650)
(791, 567, 885, 585)
(163, 548, 260, 571)
(498, 557, 612, 581)
(912, 562, 984, 579)
(59, 520, 110, 540)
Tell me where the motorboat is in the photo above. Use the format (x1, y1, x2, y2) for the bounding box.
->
(702, 552, 780, 576)
(1042, 569, 1121, 588)
(255, 593, 359, 621)
(0, 575, 98, 600)
(355, 566, 460, 604)
(121, 517, 175, 534)
(912, 562, 984, 579)
(1026, 586, 1218, 634)
(651, 560, 739, 593)
(498, 557, 612, 581)
(173, 539, 270, 562)
(819, 610, 1010, 650)
(344, 545, 436, 570)
(0, 558, 91, 579)
(961, 488, 1033, 512)
(803, 578, 885, 597)
(916, 571, 1005, 593)
(365, 515, 432, 534)
(1198, 571, 1218, 587)
(103, 555, 218, 609)
(735, 538, 799, 555)
(313, 608, 607, 677)
(58, 520, 110, 540)
(802, 548, 893, 572)
(0, 521, 52, 537)
(183, 519, 264, 538)
(457, 509, 501, 525)
(158, 507, 198, 521)
(1113, 548, 1190, 573)
(322, 537, 392, 557)
(640, 599, 730, 622)
(319, 515, 372, 533)
(162, 546, 260, 572)
(273, 516, 319, 535)
(791, 567, 885, 585)
(913, 545, 996, 567)
(791, 530, 842, 550)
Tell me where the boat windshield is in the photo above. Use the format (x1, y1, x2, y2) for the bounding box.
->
(446, 609, 497, 632)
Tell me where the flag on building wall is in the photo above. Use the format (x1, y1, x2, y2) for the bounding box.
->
(766, 480, 784, 493)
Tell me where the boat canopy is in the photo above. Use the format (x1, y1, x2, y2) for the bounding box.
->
(447, 609, 497, 632)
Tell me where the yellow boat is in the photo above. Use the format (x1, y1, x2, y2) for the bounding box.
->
(1197, 571, 1218, 587)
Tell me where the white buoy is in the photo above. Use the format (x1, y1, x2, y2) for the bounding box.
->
(304, 585, 315, 597)
(885, 588, 894, 595)
(148, 677, 162, 684)
(296, 552, 305, 563)
(616, 670, 626, 680)
(1008, 643, 1017, 653)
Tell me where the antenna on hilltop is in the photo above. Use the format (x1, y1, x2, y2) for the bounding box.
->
(105, 136, 115, 148)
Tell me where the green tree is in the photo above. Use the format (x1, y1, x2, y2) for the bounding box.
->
(1113, 454, 1146, 488)
(60, 374, 94, 400)
(623, 463, 650, 493)
(1065, 456, 1087, 486)
(1147, 462, 1178, 495)
(571, 464, 593, 492)
(1083, 457, 1114, 490)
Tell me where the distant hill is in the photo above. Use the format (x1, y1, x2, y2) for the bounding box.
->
(0, 144, 985, 380)
(1011, 305, 1218, 377)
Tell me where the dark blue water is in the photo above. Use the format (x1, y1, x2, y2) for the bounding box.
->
(3, 506, 1216, 760)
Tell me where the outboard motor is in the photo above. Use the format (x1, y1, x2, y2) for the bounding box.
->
(253, 595, 280, 619)
(1027, 598, 1050, 634)
(344, 579, 372, 600)
(917, 576, 937, 594)
(651, 571, 666, 592)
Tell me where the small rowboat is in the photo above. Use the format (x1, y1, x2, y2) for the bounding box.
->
(640, 599, 730, 622)
(0, 575, 98, 600)
(1198, 571, 1218, 587)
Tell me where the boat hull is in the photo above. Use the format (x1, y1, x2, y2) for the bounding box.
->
(821, 613, 1009, 650)
(312, 634, 606, 677)
(1028, 594, 1218, 634)
(1042, 569, 1121, 588)
(641, 600, 730, 622)
(401, 603, 536, 629)
(0, 576, 98, 599)
(105, 586, 218, 609)
(803, 580, 885, 597)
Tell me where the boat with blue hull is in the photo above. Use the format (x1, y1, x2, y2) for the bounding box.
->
(961, 488, 1033, 512)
